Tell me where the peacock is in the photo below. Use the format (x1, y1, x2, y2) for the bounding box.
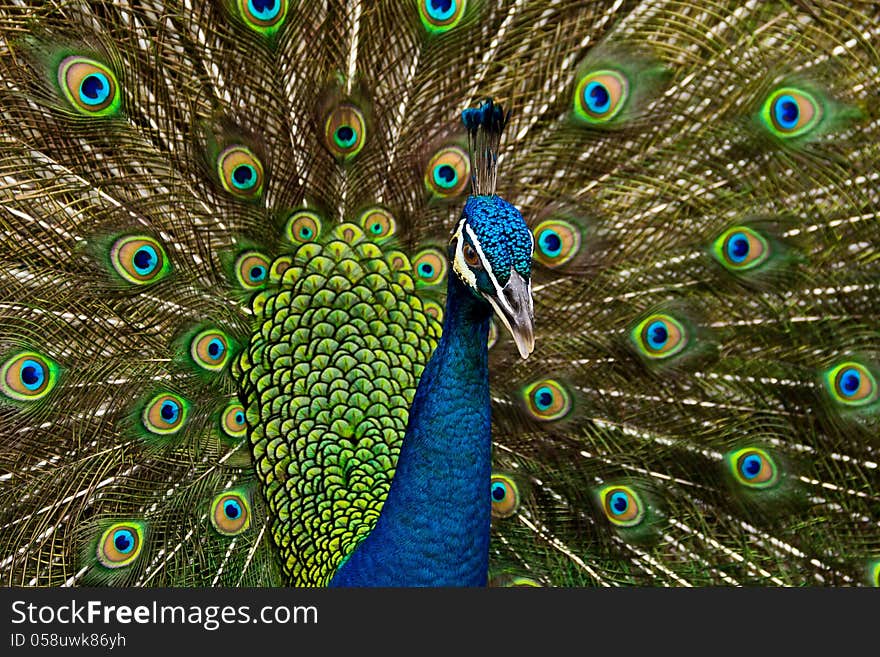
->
(0, 0, 879, 588)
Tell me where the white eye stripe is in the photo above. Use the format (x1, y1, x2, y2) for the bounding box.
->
(452, 222, 477, 288)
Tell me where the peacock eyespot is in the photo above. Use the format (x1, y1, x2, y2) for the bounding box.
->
(418, 0, 467, 33)
(190, 329, 232, 371)
(632, 314, 687, 359)
(713, 226, 770, 272)
(599, 485, 644, 527)
(425, 146, 470, 198)
(211, 491, 251, 535)
(217, 146, 264, 198)
(110, 236, 170, 285)
(359, 208, 396, 240)
(870, 560, 880, 587)
(523, 379, 572, 421)
(533, 219, 581, 267)
(324, 105, 367, 160)
(574, 70, 628, 124)
(221, 402, 248, 439)
(238, 0, 288, 34)
(97, 522, 145, 568)
(727, 447, 779, 489)
(462, 242, 481, 267)
(412, 249, 447, 286)
(143, 393, 189, 435)
(235, 251, 271, 290)
(1, 352, 59, 402)
(58, 56, 121, 116)
(286, 210, 322, 244)
(824, 362, 878, 407)
(490, 474, 520, 518)
(761, 88, 822, 139)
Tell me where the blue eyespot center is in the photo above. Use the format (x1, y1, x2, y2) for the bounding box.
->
(418, 263, 434, 277)
(535, 387, 553, 411)
(646, 321, 668, 350)
(774, 95, 799, 129)
(79, 73, 110, 105)
(727, 233, 749, 263)
(113, 529, 134, 554)
(235, 412, 245, 425)
(370, 223, 383, 234)
(249, 265, 267, 282)
(840, 369, 861, 396)
(741, 454, 762, 479)
(335, 125, 356, 146)
(160, 400, 180, 423)
(232, 164, 256, 189)
(585, 81, 611, 114)
(20, 360, 45, 390)
(249, 0, 280, 20)
(300, 227, 313, 239)
(538, 230, 563, 257)
(224, 500, 242, 519)
(434, 164, 457, 188)
(428, 0, 455, 20)
(207, 339, 225, 360)
(491, 483, 507, 501)
(610, 492, 629, 515)
(132, 246, 158, 275)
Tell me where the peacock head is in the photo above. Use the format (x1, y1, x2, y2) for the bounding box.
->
(450, 194, 535, 359)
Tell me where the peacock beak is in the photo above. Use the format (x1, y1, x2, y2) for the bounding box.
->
(483, 270, 535, 359)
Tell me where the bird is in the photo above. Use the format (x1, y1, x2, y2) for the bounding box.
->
(0, 0, 879, 588)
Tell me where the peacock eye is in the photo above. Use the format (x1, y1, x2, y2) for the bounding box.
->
(58, 56, 121, 116)
(1, 351, 59, 401)
(599, 485, 644, 527)
(359, 208, 396, 240)
(221, 402, 248, 439)
(412, 249, 447, 286)
(110, 236, 171, 285)
(824, 362, 878, 407)
(714, 226, 770, 271)
(418, 0, 467, 33)
(425, 146, 470, 198)
(462, 242, 481, 267)
(324, 104, 367, 160)
(533, 219, 581, 268)
(235, 251, 271, 290)
(217, 146, 264, 198)
(762, 87, 822, 139)
(523, 379, 572, 421)
(286, 210, 322, 244)
(142, 393, 189, 435)
(97, 522, 145, 568)
(727, 447, 779, 489)
(632, 314, 687, 359)
(238, 0, 288, 34)
(211, 491, 251, 535)
(574, 70, 628, 124)
(490, 474, 520, 518)
(190, 329, 231, 371)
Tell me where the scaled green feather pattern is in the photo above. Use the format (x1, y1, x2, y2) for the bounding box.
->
(237, 225, 441, 585)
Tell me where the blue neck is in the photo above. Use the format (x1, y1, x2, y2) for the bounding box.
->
(329, 274, 492, 586)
